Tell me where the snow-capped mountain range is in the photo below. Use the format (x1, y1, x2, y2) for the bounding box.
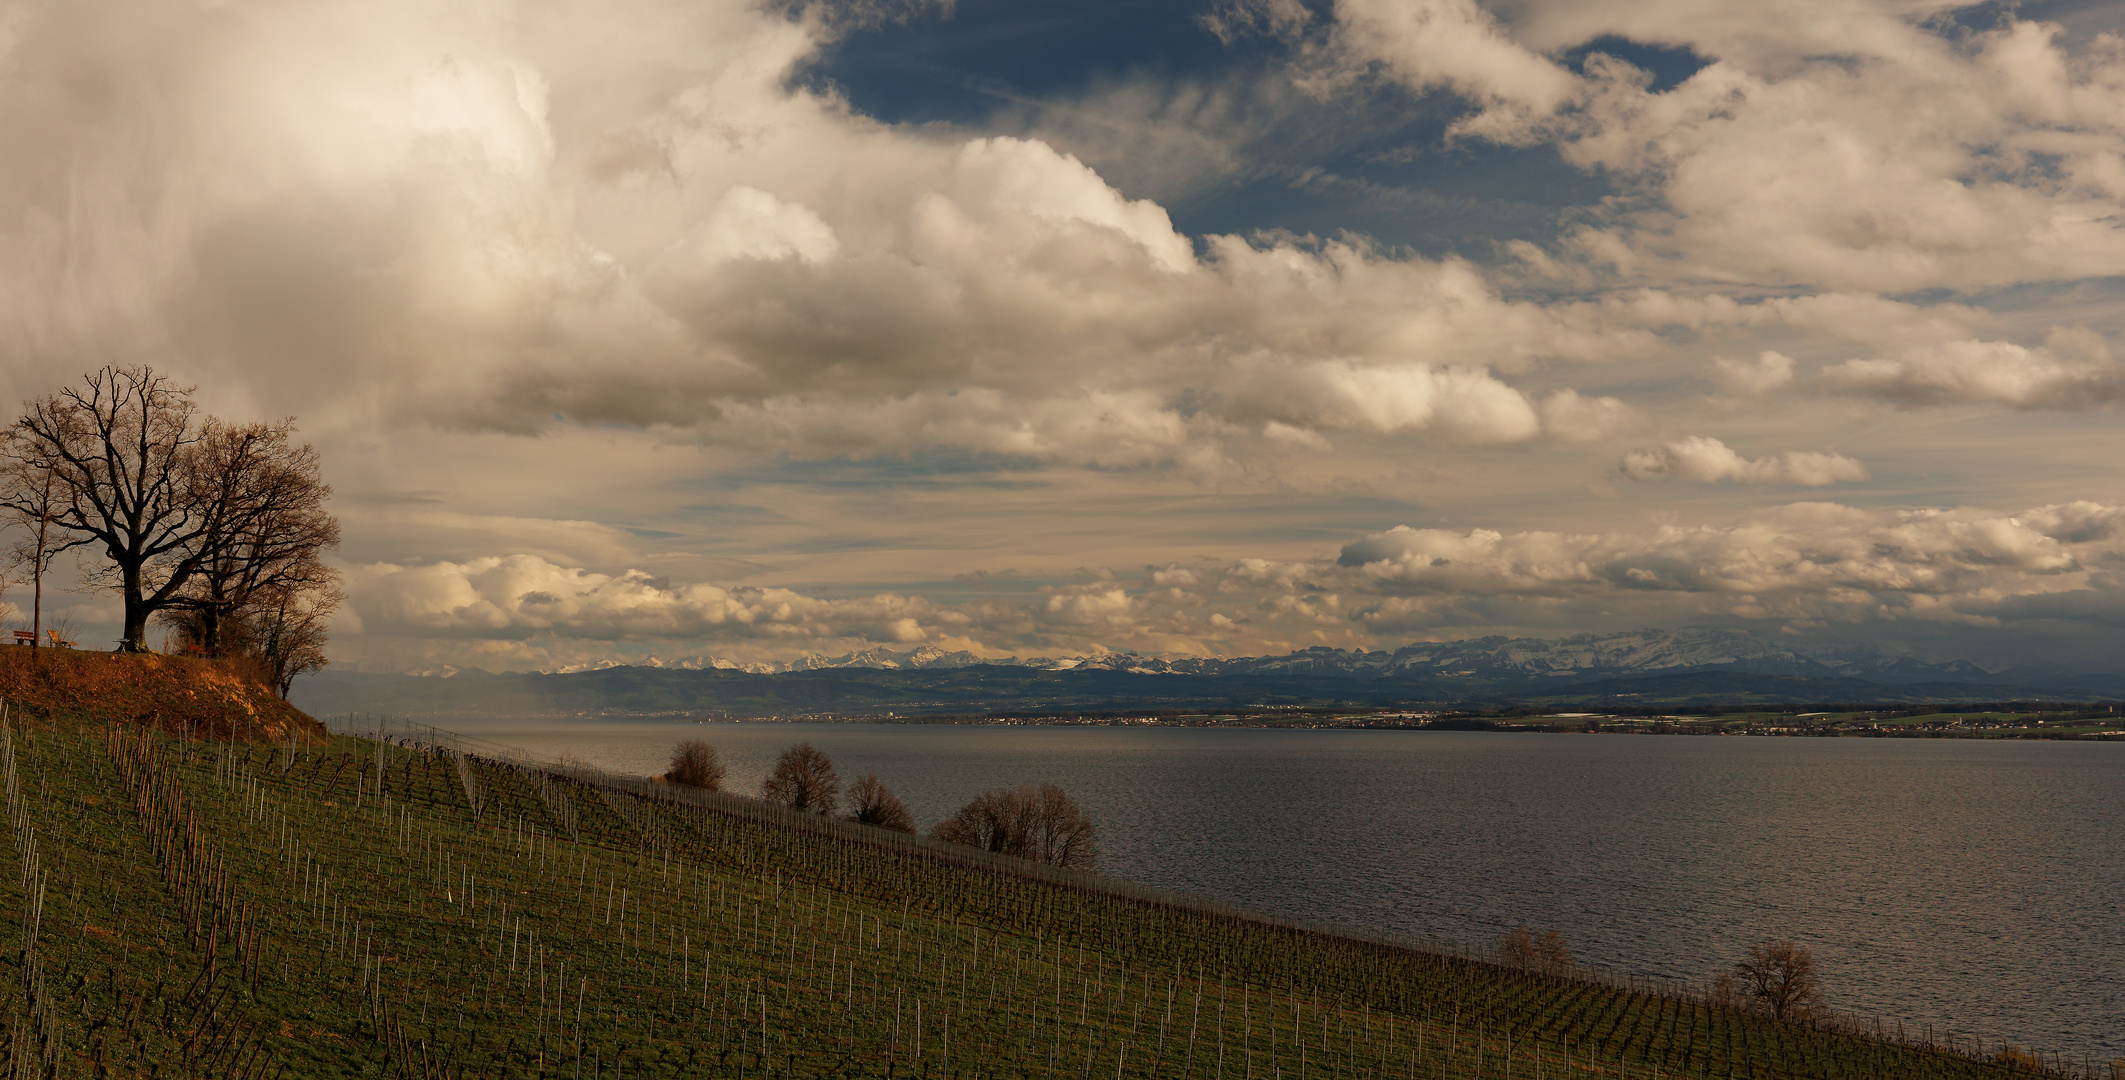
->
(313, 626, 2124, 719)
(526, 627, 2044, 686)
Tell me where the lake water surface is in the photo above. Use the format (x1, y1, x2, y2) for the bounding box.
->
(441, 720, 2124, 1063)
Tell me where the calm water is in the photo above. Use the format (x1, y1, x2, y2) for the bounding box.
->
(446, 720, 2125, 1062)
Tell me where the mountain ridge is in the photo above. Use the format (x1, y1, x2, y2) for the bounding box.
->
(513, 626, 2095, 687)
(298, 626, 2125, 717)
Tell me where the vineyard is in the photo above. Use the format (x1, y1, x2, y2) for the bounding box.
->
(0, 708, 2099, 1079)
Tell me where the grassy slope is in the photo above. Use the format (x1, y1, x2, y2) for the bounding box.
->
(0, 717, 2061, 1079)
(0, 648, 322, 742)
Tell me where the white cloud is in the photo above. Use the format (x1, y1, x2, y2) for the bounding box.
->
(701, 388, 1202, 468)
(355, 555, 951, 642)
(1820, 339, 2125, 408)
(0, 0, 1662, 465)
(1202, 0, 1314, 46)
(342, 552, 1277, 666)
(1225, 359, 1543, 443)
(12, 0, 2125, 676)
(340, 497, 2125, 669)
(1714, 351, 1794, 396)
(1535, 388, 1635, 441)
(1329, 0, 1579, 137)
(1330, 2, 2125, 293)
(1618, 436, 1867, 486)
(698, 186, 842, 265)
(1326, 500, 2104, 612)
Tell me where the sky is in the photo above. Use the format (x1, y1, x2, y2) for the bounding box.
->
(4, 0, 2125, 673)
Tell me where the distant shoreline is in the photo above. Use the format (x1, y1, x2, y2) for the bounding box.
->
(356, 705, 2125, 740)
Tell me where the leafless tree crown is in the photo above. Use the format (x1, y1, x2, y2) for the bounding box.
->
(762, 742, 840, 813)
(845, 774, 914, 833)
(666, 740, 726, 791)
(1498, 926, 1574, 977)
(2, 366, 341, 677)
(1717, 939, 1822, 1021)
(931, 783, 1097, 868)
(2, 367, 209, 650)
(167, 419, 340, 655)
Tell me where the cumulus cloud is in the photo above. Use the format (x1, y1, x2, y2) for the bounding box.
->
(16, 0, 2125, 676)
(1328, 1, 2125, 293)
(343, 552, 1280, 666)
(1535, 388, 1635, 441)
(1714, 351, 1794, 396)
(1223, 359, 1542, 443)
(1820, 339, 2125, 408)
(1323, 500, 2113, 622)
(1617, 436, 1867, 486)
(697, 186, 842, 265)
(340, 497, 2125, 670)
(355, 555, 952, 642)
(0, 0, 1649, 469)
(1329, 0, 1579, 137)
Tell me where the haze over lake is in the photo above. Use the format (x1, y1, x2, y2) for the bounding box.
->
(441, 720, 2125, 1065)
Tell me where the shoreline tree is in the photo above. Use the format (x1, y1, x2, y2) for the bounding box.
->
(1498, 926, 1574, 977)
(763, 742, 840, 813)
(1716, 939, 1822, 1021)
(665, 739, 726, 791)
(932, 783, 1096, 868)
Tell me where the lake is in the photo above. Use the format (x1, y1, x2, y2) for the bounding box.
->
(432, 719, 2125, 1064)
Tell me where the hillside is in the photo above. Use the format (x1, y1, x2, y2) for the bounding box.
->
(292, 662, 2097, 721)
(0, 711, 2065, 1077)
(291, 627, 2125, 719)
(461, 627, 2125, 689)
(0, 647, 323, 741)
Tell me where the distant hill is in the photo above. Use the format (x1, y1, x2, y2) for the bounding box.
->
(470, 626, 2120, 688)
(294, 626, 2122, 718)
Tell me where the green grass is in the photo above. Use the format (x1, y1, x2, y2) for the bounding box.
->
(0, 714, 2085, 1078)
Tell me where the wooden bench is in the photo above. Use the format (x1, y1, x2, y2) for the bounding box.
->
(11, 631, 32, 645)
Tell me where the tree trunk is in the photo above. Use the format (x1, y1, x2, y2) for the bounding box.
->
(200, 604, 224, 656)
(120, 564, 148, 652)
(27, 471, 50, 651)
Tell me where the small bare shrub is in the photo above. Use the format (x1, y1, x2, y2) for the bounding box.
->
(1498, 926, 1573, 976)
(1995, 1045, 2045, 1071)
(845, 774, 914, 833)
(666, 740, 725, 791)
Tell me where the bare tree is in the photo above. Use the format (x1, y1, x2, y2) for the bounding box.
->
(2, 367, 342, 662)
(3, 457, 61, 649)
(666, 740, 726, 791)
(1498, 927, 1574, 977)
(931, 788, 1023, 851)
(0, 367, 214, 651)
(1717, 940, 1821, 1021)
(248, 570, 341, 697)
(845, 774, 914, 833)
(932, 784, 1096, 868)
(1026, 784, 1097, 867)
(166, 419, 339, 657)
(762, 742, 840, 813)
